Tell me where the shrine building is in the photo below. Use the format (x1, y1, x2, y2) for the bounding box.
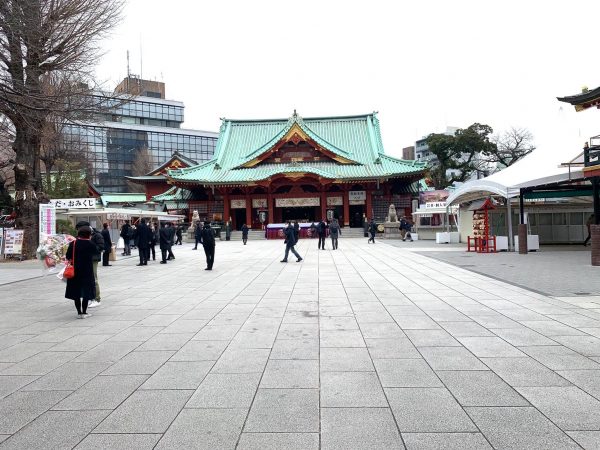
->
(161, 112, 426, 230)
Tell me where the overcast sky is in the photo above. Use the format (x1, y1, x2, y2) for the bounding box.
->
(97, 0, 600, 162)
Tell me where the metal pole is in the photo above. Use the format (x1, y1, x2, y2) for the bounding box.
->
(506, 191, 513, 251)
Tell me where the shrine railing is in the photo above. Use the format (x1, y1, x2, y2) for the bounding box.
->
(585, 135, 600, 167)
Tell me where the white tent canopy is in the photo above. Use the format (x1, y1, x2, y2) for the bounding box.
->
(445, 150, 585, 206)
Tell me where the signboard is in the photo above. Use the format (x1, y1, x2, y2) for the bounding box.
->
(39, 203, 56, 242)
(4, 229, 24, 255)
(425, 202, 447, 209)
(230, 199, 247, 209)
(49, 198, 96, 209)
(275, 197, 320, 207)
(252, 199, 267, 209)
(107, 213, 130, 220)
(349, 191, 366, 201)
(326, 196, 343, 206)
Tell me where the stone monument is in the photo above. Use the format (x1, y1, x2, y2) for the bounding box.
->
(383, 204, 401, 239)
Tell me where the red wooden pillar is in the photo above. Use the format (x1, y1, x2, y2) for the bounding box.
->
(267, 191, 274, 225)
(365, 189, 372, 220)
(245, 194, 252, 228)
(223, 190, 230, 223)
(343, 188, 350, 227)
(320, 191, 327, 220)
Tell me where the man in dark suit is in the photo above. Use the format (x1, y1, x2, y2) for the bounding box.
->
(101, 223, 112, 266)
(281, 222, 303, 263)
(135, 219, 152, 266)
(199, 221, 216, 270)
(159, 222, 171, 264)
(167, 222, 176, 260)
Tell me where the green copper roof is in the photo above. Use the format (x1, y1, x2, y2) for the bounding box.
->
(151, 186, 192, 202)
(168, 113, 425, 184)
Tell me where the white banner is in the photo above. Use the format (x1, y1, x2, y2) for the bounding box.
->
(107, 213, 130, 220)
(425, 202, 447, 209)
(326, 196, 343, 206)
(4, 229, 24, 255)
(49, 198, 96, 209)
(39, 203, 56, 242)
(275, 197, 320, 207)
(349, 190, 366, 201)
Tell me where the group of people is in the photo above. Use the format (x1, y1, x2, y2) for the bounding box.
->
(120, 219, 177, 266)
(367, 217, 414, 243)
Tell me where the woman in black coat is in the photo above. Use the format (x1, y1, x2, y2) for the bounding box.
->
(65, 226, 99, 318)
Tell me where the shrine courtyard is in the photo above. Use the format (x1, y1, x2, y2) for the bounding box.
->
(0, 239, 599, 449)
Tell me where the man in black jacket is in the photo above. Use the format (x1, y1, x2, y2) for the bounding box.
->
(120, 220, 131, 255)
(317, 219, 328, 250)
(167, 222, 176, 260)
(135, 219, 152, 266)
(76, 221, 104, 307)
(159, 222, 171, 264)
(199, 221, 216, 270)
(281, 222, 303, 263)
(193, 223, 202, 250)
(101, 223, 112, 266)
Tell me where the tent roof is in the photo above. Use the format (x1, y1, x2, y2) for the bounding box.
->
(446, 150, 585, 206)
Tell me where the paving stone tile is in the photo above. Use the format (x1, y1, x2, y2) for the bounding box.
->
(162, 319, 208, 334)
(245, 388, 319, 432)
(110, 326, 164, 342)
(552, 334, 600, 357)
(319, 316, 359, 331)
(520, 345, 600, 370)
(155, 408, 246, 450)
(0, 410, 109, 450)
(457, 336, 526, 357)
(440, 321, 495, 337)
(74, 341, 140, 363)
(0, 390, 70, 434)
(229, 330, 277, 349)
(137, 314, 182, 327)
(437, 370, 529, 406)
(0, 342, 57, 363)
(394, 315, 441, 330)
(260, 359, 319, 388)
(491, 327, 557, 346)
(21, 361, 110, 391)
(186, 372, 261, 408)
(557, 369, 600, 398)
(466, 406, 580, 449)
(365, 337, 420, 358)
(402, 432, 491, 449)
(75, 433, 162, 450)
(482, 357, 570, 387)
(0, 351, 80, 376)
(53, 374, 148, 410)
(405, 329, 461, 347)
(374, 358, 443, 387)
(211, 348, 270, 373)
(321, 329, 365, 347)
(141, 361, 213, 389)
(136, 332, 194, 351)
(277, 323, 319, 339)
(519, 320, 585, 336)
(420, 347, 487, 371)
(321, 407, 404, 450)
(192, 324, 241, 340)
(169, 339, 228, 361)
(0, 375, 38, 399)
(516, 385, 600, 430)
(94, 389, 192, 433)
(359, 322, 405, 339)
(321, 371, 387, 407)
(102, 350, 173, 375)
(269, 338, 319, 360)
(237, 432, 319, 450)
(566, 431, 600, 449)
(320, 347, 374, 371)
(50, 333, 112, 351)
(387, 387, 477, 432)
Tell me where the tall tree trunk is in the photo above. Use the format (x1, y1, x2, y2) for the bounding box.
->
(13, 122, 43, 258)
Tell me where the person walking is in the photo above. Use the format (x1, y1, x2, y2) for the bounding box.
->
(200, 221, 216, 270)
(330, 218, 341, 250)
(584, 213, 595, 246)
(76, 221, 104, 308)
(241, 223, 249, 245)
(193, 223, 202, 249)
(120, 220, 131, 255)
(400, 217, 414, 242)
(310, 222, 317, 238)
(101, 223, 112, 267)
(167, 222, 176, 260)
(368, 219, 377, 243)
(65, 226, 99, 318)
(135, 219, 152, 266)
(293, 221, 300, 243)
(281, 222, 303, 263)
(317, 218, 328, 250)
(175, 224, 183, 245)
(159, 222, 171, 264)
(150, 222, 158, 261)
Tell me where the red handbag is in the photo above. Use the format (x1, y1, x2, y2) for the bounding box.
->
(63, 240, 76, 279)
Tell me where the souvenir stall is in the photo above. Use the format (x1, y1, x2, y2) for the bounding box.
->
(467, 198, 497, 253)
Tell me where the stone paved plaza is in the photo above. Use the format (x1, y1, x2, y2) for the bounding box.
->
(1, 238, 600, 449)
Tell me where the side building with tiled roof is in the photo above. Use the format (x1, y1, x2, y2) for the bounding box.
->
(164, 112, 426, 230)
